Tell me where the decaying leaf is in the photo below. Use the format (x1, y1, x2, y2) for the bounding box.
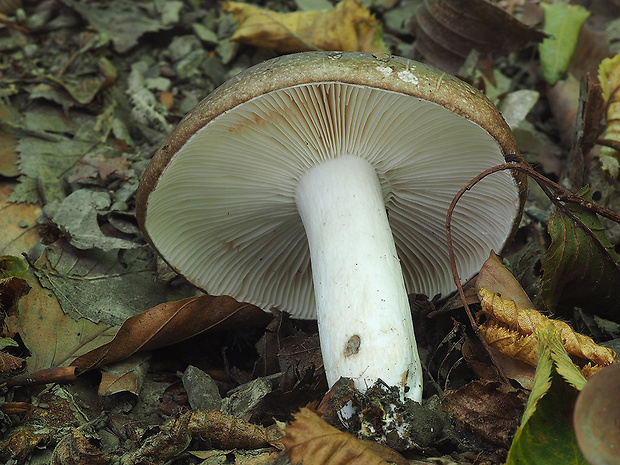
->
(0, 258, 30, 314)
(283, 407, 390, 465)
(11, 267, 117, 374)
(478, 288, 617, 377)
(12, 128, 99, 205)
(223, 0, 387, 54)
(598, 53, 620, 176)
(0, 351, 25, 377)
(71, 293, 269, 373)
(98, 352, 150, 396)
(506, 320, 589, 465)
(476, 251, 534, 310)
(539, 3, 591, 85)
(121, 410, 276, 465)
(413, 0, 546, 73)
(442, 380, 527, 448)
(540, 187, 620, 319)
(58, 0, 166, 53)
(32, 240, 165, 326)
(0, 104, 20, 178)
(0, 386, 90, 464)
(51, 428, 110, 465)
(45, 72, 112, 106)
(0, 184, 41, 256)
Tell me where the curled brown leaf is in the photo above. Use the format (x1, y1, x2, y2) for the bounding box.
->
(71, 295, 270, 373)
(283, 407, 392, 465)
(478, 288, 618, 376)
(413, 0, 546, 73)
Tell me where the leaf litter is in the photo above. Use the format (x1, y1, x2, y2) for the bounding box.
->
(1, 0, 620, 464)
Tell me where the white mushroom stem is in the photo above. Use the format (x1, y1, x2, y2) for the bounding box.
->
(296, 155, 423, 402)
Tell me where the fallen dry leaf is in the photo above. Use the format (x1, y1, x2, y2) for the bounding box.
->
(283, 407, 390, 465)
(413, 0, 546, 73)
(0, 275, 29, 316)
(122, 410, 276, 465)
(11, 269, 116, 374)
(223, 0, 387, 53)
(476, 251, 534, 310)
(478, 288, 618, 376)
(0, 183, 41, 257)
(464, 335, 536, 388)
(0, 387, 86, 463)
(71, 294, 270, 373)
(98, 353, 150, 396)
(51, 428, 110, 465)
(546, 74, 581, 148)
(0, 351, 24, 376)
(0, 104, 20, 178)
(188, 410, 276, 450)
(442, 380, 527, 448)
(598, 53, 620, 175)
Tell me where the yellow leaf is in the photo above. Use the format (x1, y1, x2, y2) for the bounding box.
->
(598, 54, 620, 101)
(222, 0, 387, 54)
(283, 408, 389, 465)
(478, 288, 617, 376)
(597, 54, 620, 175)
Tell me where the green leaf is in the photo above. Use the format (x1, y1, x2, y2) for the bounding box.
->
(506, 321, 588, 465)
(539, 3, 590, 85)
(0, 337, 19, 351)
(0, 255, 28, 279)
(540, 187, 620, 318)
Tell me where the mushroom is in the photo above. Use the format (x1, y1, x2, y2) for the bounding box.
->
(136, 52, 526, 402)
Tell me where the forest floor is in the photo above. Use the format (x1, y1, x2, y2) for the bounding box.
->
(1, 0, 620, 464)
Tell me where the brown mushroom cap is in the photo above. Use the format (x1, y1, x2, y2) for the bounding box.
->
(136, 51, 526, 319)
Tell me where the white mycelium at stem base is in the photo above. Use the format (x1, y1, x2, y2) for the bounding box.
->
(296, 155, 422, 402)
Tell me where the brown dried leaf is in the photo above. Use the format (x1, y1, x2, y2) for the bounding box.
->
(413, 0, 546, 73)
(547, 74, 581, 148)
(442, 380, 527, 448)
(476, 251, 534, 310)
(71, 294, 270, 373)
(122, 410, 275, 465)
(463, 334, 536, 388)
(0, 275, 30, 315)
(0, 389, 84, 463)
(223, 0, 387, 53)
(0, 352, 24, 375)
(51, 428, 110, 465)
(98, 353, 150, 396)
(188, 410, 274, 449)
(283, 408, 388, 465)
(478, 288, 618, 375)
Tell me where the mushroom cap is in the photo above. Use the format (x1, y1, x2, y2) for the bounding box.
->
(136, 51, 526, 319)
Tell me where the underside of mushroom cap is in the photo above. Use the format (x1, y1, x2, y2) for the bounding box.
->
(136, 52, 526, 319)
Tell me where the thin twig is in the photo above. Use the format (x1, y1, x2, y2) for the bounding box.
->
(445, 160, 620, 384)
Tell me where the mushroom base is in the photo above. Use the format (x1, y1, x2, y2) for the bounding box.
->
(296, 155, 422, 401)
